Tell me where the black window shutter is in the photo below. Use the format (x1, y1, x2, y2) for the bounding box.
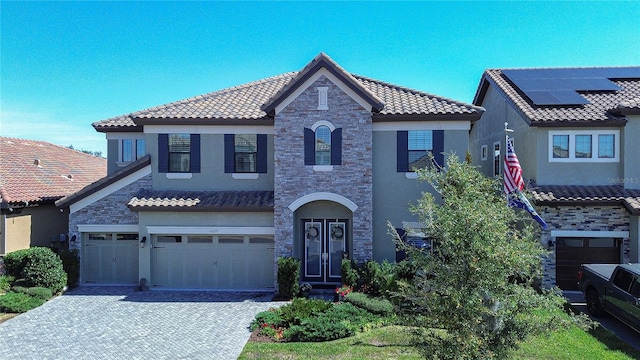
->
(304, 128, 315, 165)
(158, 134, 168, 173)
(397, 131, 408, 172)
(257, 134, 267, 173)
(224, 134, 235, 173)
(190, 134, 201, 173)
(331, 128, 342, 165)
(432, 130, 444, 168)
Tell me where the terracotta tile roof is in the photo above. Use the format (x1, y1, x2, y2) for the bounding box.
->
(532, 185, 640, 215)
(127, 190, 274, 212)
(56, 155, 151, 208)
(93, 55, 482, 131)
(0, 137, 107, 205)
(474, 67, 640, 126)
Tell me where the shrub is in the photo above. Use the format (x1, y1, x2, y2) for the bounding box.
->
(285, 315, 353, 342)
(3, 249, 30, 278)
(251, 308, 283, 330)
(0, 275, 15, 293)
(341, 259, 358, 287)
(277, 257, 300, 300)
(345, 292, 394, 316)
(12, 286, 53, 301)
(58, 249, 80, 288)
(360, 260, 385, 296)
(279, 298, 333, 326)
(3, 247, 67, 294)
(0, 291, 46, 313)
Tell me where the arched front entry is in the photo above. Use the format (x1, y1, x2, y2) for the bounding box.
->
(293, 200, 353, 284)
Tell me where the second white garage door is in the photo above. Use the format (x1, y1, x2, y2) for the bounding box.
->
(151, 234, 274, 290)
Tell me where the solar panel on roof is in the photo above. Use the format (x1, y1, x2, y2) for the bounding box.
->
(501, 67, 639, 106)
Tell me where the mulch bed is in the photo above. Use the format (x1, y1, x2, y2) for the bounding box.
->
(248, 328, 276, 343)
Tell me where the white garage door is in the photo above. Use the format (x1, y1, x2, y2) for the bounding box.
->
(84, 233, 139, 285)
(151, 234, 274, 290)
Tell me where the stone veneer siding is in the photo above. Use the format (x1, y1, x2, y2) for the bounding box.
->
(68, 175, 152, 252)
(538, 205, 631, 288)
(274, 76, 374, 265)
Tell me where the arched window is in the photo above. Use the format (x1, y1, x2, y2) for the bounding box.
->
(315, 126, 331, 165)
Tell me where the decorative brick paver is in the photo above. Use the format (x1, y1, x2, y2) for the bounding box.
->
(0, 287, 285, 360)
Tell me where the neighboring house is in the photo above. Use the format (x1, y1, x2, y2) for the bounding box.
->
(0, 138, 107, 256)
(56, 53, 484, 290)
(470, 67, 640, 290)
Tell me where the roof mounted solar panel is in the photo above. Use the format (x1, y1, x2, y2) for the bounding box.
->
(501, 67, 640, 106)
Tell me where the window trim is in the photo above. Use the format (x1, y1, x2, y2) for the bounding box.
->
(304, 122, 341, 167)
(493, 141, 501, 176)
(168, 133, 192, 173)
(548, 130, 619, 163)
(233, 134, 258, 173)
(115, 136, 146, 167)
(481, 145, 488, 161)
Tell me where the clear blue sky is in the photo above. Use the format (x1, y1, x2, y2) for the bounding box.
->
(2, 1, 639, 155)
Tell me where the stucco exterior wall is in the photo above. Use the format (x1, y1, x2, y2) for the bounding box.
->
(1, 203, 69, 255)
(148, 134, 275, 192)
(623, 114, 640, 189)
(273, 75, 373, 264)
(535, 127, 623, 186)
(371, 129, 469, 262)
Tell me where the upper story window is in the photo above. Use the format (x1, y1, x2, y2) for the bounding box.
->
(408, 130, 433, 169)
(158, 133, 200, 174)
(234, 134, 257, 173)
(169, 134, 191, 172)
(121, 139, 146, 162)
(481, 145, 488, 161)
(224, 134, 267, 175)
(549, 130, 619, 162)
(304, 121, 342, 169)
(397, 130, 444, 173)
(315, 126, 332, 165)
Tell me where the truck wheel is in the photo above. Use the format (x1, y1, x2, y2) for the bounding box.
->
(586, 289, 605, 317)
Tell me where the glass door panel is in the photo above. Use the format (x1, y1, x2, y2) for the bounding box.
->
(328, 222, 345, 279)
(304, 221, 322, 278)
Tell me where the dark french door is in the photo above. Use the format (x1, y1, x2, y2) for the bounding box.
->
(302, 219, 348, 283)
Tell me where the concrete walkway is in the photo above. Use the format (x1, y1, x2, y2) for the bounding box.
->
(0, 287, 286, 360)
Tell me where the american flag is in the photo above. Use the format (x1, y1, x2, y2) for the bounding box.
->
(504, 138, 525, 194)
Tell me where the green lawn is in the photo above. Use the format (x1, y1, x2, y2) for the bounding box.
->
(240, 322, 640, 360)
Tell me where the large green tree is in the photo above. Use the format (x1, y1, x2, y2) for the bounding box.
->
(391, 155, 583, 359)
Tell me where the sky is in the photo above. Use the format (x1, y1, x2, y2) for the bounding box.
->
(2, 1, 639, 156)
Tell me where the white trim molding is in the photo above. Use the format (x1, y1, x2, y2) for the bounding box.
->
(373, 121, 470, 131)
(70, 165, 152, 214)
(405, 172, 418, 179)
(313, 165, 333, 172)
(317, 86, 329, 110)
(165, 173, 192, 179)
(311, 120, 336, 132)
(232, 173, 260, 180)
(550, 230, 630, 238)
(146, 226, 274, 235)
(77, 224, 140, 233)
(548, 130, 620, 163)
(288, 192, 358, 212)
(274, 68, 373, 114)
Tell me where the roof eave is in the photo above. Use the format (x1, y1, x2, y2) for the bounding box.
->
(373, 113, 483, 122)
(529, 119, 627, 127)
(127, 205, 274, 212)
(131, 117, 274, 126)
(93, 125, 144, 133)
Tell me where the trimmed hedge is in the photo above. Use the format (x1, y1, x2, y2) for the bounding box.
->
(345, 292, 394, 316)
(59, 249, 80, 288)
(3, 247, 67, 294)
(0, 291, 46, 313)
(12, 286, 53, 301)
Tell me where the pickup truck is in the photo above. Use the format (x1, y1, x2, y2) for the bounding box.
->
(578, 263, 640, 333)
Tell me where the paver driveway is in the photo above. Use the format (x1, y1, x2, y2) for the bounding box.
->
(0, 286, 285, 360)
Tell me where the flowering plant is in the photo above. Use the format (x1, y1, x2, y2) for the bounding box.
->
(335, 284, 353, 297)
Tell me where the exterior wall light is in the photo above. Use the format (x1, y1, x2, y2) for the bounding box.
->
(140, 236, 147, 248)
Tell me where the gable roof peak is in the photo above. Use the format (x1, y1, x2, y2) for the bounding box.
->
(261, 53, 385, 115)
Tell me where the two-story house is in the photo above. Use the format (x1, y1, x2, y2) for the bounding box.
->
(470, 67, 640, 290)
(56, 53, 483, 290)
